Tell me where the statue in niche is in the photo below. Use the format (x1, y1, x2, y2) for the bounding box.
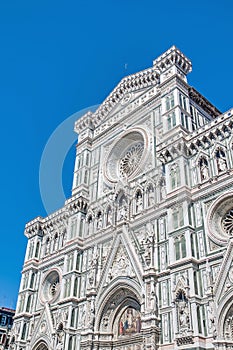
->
(200, 157, 209, 180)
(118, 199, 128, 221)
(80, 304, 87, 328)
(170, 166, 178, 188)
(56, 330, 64, 350)
(150, 290, 158, 315)
(176, 291, 190, 330)
(106, 207, 112, 226)
(217, 156, 227, 172)
(160, 178, 166, 200)
(136, 192, 143, 213)
(87, 297, 95, 328)
(148, 186, 155, 206)
(216, 148, 227, 173)
(118, 308, 141, 336)
(96, 212, 103, 229)
(143, 223, 155, 266)
(179, 303, 189, 328)
(88, 247, 98, 287)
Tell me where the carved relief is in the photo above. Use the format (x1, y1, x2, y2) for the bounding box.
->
(107, 246, 134, 283)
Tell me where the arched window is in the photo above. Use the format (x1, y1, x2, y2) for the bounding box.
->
(87, 215, 92, 236)
(73, 277, 78, 297)
(28, 242, 34, 260)
(75, 173, 79, 187)
(165, 93, 175, 111)
(21, 323, 27, 340)
(30, 273, 35, 289)
(26, 295, 31, 313)
(23, 273, 29, 289)
(167, 112, 176, 130)
(35, 241, 40, 258)
(64, 278, 71, 298)
(175, 236, 186, 260)
(68, 336, 73, 350)
(170, 164, 180, 189)
(70, 309, 75, 327)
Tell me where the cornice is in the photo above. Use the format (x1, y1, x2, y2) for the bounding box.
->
(74, 68, 160, 134)
(189, 87, 221, 118)
(157, 109, 233, 163)
(153, 45, 192, 75)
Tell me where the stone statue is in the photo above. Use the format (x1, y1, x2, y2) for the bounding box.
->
(217, 156, 227, 172)
(201, 163, 209, 180)
(118, 199, 127, 221)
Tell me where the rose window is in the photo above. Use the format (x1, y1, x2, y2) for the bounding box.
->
(104, 128, 149, 183)
(119, 143, 144, 178)
(49, 277, 59, 296)
(222, 209, 233, 235)
(207, 193, 233, 246)
(40, 269, 61, 304)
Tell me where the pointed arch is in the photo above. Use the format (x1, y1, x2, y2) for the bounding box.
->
(32, 340, 49, 350)
(105, 205, 113, 226)
(95, 278, 142, 339)
(216, 289, 233, 340)
(148, 182, 156, 206)
(134, 188, 143, 214)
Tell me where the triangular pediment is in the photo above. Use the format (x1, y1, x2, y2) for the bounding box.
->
(214, 239, 233, 305)
(30, 303, 55, 347)
(75, 69, 160, 133)
(97, 225, 143, 294)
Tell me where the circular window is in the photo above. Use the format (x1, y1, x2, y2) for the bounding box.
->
(104, 127, 149, 183)
(40, 269, 61, 304)
(207, 192, 233, 246)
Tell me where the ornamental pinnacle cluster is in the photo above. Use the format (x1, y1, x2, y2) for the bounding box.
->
(11, 46, 233, 350)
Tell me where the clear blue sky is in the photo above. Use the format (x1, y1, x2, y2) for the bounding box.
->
(0, 0, 232, 308)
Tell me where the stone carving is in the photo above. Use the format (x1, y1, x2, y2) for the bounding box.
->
(119, 143, 144, 178)
(176, 291, 190, 331)
(195, 202, 202, 227)
(216, 148, 227, 173)
(136, 192, 143, 213)
(199, 157, 209, 181)
(97, 212, 103, 230)
(143, 223, 155, 266)
(56, 329, 64, 350)
(106, 207, 113, 226)
(106, 247, 134, 284)
(222, 209, 233, 235)
(118, 199, 128, 222)
(148, 186, 155, 206)
(80, 303, 87, 328)
(88, 246, 99, 288)
(217, 156, 227, 172)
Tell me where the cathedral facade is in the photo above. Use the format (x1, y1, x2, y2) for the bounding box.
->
(11, 46, 233, 350)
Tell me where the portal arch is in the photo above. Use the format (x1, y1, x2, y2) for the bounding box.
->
(33, 340, 49, 350)
(95, 278, 142, 338)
